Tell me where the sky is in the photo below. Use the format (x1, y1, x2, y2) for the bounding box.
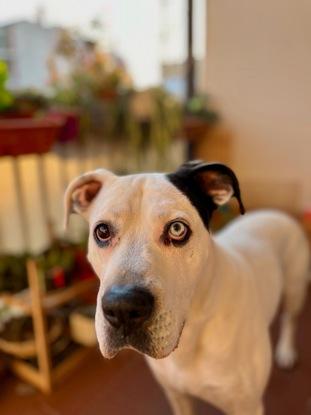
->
(0, 0, 206, 88)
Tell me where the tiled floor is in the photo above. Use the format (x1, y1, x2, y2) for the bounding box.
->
(0, 288, 311, 415)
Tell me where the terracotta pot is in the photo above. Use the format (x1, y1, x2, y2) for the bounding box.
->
(181, 116, 211, 143)
(47, 108, 81, 143)
(0, 111, 34, 119)
(0, 117, 64, 156)
(98, 88, 118, 101)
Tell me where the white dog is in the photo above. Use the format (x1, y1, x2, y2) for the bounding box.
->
(65, 161, 310, 415)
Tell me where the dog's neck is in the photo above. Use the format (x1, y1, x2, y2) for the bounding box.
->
(190, 237, 234, 315)
(171, 237, 243, 365)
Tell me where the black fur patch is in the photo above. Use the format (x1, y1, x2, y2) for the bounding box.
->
(166, 160, 245, 229)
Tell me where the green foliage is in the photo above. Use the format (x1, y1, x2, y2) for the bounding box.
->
(50, 50, 182, 160)
(36, 241, 77, 275)
(0, 60, 13, 111)
(0, 62, 48, 115)
(0, 254, 29, 292)
(185, 94, 219, 124)
(12, 89, 49, 114)
(148, 87, 182, 156)
(0, 240, 88, 294)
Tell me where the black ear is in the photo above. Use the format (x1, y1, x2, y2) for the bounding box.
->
(166, 160, 245, 228)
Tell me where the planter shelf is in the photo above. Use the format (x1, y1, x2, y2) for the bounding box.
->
(0, 320, 62, 359)
(0, 260, 97, 393)
(0, 278, 97, 315)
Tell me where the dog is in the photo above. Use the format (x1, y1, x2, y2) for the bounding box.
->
(64, 161, 310, 415)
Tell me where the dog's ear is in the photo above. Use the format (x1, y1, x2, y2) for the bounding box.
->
(167, 160, 245, 228)
(64, 169, 115, 229)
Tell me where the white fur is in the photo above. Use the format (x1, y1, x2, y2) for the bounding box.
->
(65, 171, 310, 415)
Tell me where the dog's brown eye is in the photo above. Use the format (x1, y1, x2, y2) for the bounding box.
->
(168, 221, 188, 241)
(94, 223, 111, 245)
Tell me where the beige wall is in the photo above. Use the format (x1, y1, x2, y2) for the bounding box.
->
(204, 0, 311, 212)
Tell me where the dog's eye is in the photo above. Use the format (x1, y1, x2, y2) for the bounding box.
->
(168, 221, 189, 241)
(94, 223, 112, 245)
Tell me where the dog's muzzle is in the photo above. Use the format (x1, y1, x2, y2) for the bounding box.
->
(102, 285, 154, 335)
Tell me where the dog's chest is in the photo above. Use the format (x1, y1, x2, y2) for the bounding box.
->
(146, 351, 239, 410)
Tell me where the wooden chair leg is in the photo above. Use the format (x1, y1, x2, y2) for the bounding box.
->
(27, 259, 52, 393)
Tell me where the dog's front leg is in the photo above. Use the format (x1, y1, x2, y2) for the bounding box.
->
(163, 386, 195, 415)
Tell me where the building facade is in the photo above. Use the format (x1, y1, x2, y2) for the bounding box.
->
(0, 20, 59, 90)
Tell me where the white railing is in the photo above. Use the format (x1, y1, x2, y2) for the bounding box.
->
(0, 140, 185, 254)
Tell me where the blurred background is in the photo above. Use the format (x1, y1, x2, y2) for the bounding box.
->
(0, 1, 310, 414)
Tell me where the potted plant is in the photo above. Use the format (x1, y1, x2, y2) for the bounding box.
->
(182, 94, 220, 142)
(35, 239, 94, 291)
(0, 116, 64, 156)
(49, 33, 182, 166)
(0, 254, 29, 293)
(1, 90, 49, 119)
(0, 60, 66, 156)
(128, 87, 181, 160)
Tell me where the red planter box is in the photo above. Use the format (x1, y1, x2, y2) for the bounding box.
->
(181, 116, 211, 142)
(0, 117, 64, 157)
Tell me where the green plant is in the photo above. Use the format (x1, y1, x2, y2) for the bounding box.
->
(0, 254, 29, 293)
(0, 61, 49, 116)
(185, 94, 219, 124)
(0, 240, 89, 294)
(130, 87, 181, 157)
(11, 89, 49, 115)
(50, 36, 182, 161)
(0, 61, 13, 112)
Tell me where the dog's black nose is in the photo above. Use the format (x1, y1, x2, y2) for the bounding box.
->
(102, 285, 154, 331)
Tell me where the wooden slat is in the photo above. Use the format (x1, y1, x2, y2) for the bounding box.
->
(0, 319, 62, 358)
(0, 278, 97, 313)
(52, 347, 92, 385)
(27, 259, 53, 393)
(10, 360, 46, 391)
(36, 155, 54, 245)
(43, 278, 97, 309)
(0, 337, 37, 358)
(0, 290, 32, 313)
(11, 157, 30, 250)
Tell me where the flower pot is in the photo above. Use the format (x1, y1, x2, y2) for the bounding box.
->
(0, 111, 34, 119)
(181, 116, 211, 143)
(0, 116, 64, 157)
(98, 88, 118, 101)
(47, 108, 80, 143)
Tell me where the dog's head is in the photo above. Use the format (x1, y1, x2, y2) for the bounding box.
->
(64, 161, 244, 359)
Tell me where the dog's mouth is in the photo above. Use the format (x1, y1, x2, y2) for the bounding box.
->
(102, 326, 164, 359)
(100, 317, 185, 360)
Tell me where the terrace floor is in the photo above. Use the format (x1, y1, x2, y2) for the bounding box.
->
(0, 287, 311, 415)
